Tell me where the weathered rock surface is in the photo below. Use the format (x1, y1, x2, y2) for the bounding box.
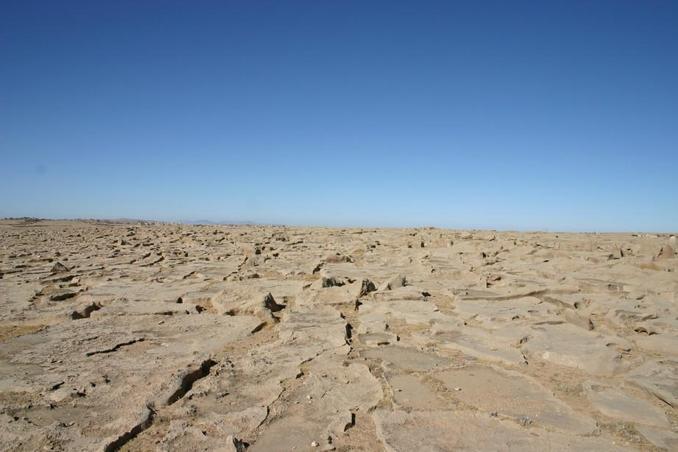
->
(0, 220, 676, 451)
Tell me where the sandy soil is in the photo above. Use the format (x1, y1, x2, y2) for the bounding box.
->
(0, 219, 676, 451)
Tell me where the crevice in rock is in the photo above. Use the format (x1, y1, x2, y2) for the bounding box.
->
(103, 405, 156, 452)
(140, 255, 164, 267)
(86, 338, 144, 356)
(345, 323, 353, 344)
(474, 290, 548, 301)
(167, 358, 218, 405)
(251, 322, 267, 334)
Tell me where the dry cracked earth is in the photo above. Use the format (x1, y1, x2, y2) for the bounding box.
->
(1, 219, 677, 451)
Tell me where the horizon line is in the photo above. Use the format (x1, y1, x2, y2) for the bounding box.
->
(1, 215, 676, 235)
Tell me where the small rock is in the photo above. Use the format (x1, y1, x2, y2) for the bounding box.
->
(50, 290, 77, 301)
(225, 435, 247, 452)
(358, 279, 377, 297)
(263, 293, 285, 312)
(656, 245, 674, 260)
(324, 253, 353, 264)
(608, 248, 624, 260)
(51, 262, 70, 274)
(518, 416, 533, 426)
(379, 275, 407, 291)
(322, 276, 345, 288)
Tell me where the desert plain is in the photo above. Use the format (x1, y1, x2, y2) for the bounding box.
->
(0, 219, 677, 451)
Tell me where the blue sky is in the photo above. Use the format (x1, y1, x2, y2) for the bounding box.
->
(1, 1, 677, 231)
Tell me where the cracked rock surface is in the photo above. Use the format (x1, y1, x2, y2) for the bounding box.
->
(1, 220, 677, 451)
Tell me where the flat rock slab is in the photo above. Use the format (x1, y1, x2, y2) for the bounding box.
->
(626, 359, 678, 407)
(429, 324, 527, 366)
(362, 345, 452, 372)
(388, 374, 448, 410)
(251, 357, 382, 451)
(522, 323, 630, 375)
(373, 410, 630, 451)
(435, 365, 597, 433)
(635, 425, 678, 450)
(584, 382, 669, 428)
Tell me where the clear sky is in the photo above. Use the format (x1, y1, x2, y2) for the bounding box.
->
(1, 1, 677, 231)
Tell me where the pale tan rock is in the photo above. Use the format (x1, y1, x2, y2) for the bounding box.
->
(373, 410, 631, 451)
(584, 382, 669, 427)
(0, 221, 675, 451)
(656, 244, 674, 259)
(436, 365, 597, 433)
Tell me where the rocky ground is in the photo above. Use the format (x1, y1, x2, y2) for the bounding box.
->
(0, 219, 676, 451)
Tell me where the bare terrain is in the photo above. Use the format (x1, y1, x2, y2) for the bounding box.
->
(0, 219, 677, 451)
